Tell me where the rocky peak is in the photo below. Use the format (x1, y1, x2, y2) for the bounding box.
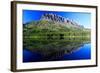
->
(41, 13, 84, 29)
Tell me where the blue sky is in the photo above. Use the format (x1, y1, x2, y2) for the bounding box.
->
(23, 10, 91, 28)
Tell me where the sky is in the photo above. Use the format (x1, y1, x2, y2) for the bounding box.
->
(23, 10, 91, 28)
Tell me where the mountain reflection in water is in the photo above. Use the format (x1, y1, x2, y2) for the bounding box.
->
(23, 40, 91, 62)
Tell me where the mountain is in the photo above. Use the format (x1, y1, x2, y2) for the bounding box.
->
(23, 20, 89, 33)
(23, 13, 90, 32)
(23, 15, 91, 56)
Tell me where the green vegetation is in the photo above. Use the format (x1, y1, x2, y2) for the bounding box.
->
(23, 20, 91, 54)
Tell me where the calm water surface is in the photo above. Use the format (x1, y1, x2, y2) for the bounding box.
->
(23, 43, 91, 62)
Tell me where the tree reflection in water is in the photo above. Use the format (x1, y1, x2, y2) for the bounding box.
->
(23, 34, 90, 61)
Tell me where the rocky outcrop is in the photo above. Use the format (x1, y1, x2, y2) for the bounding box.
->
(41, 13, 84, 29)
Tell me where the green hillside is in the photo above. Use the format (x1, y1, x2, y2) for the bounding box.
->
(23, 20, 91, 53)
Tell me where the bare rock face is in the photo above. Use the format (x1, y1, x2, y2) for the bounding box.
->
(41, 13, 84, 29)
(41, 13, 65, 23)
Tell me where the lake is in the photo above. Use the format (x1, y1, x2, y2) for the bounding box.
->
(23, 43, 91, 62)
